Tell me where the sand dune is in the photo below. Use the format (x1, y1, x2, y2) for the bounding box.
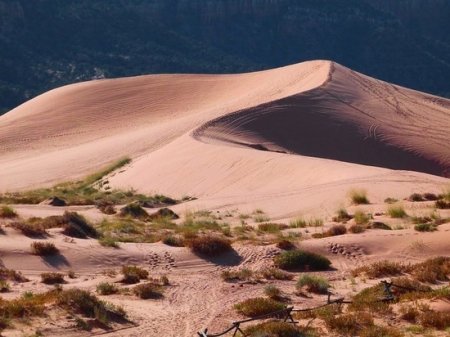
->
(0, 60, 449, 217)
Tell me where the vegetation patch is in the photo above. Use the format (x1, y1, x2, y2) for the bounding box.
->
(274, 250, 331, 271)
(387, 204, 407, 218)
(221, 269, 254, 282)
(0, 205, 17, 218)
(324, 312, 374, 336)
(62, 211, 97, 238)
(0, 268, 28, 282)
(244, 321, 310, 337)
(296, 274, 330, 294)
(349, 224, 365, 233)
(187, 235, 232, 256)
(370, 222, 391, 230)
(351, 260, 404, 278)
(10, 221, 47, 237)
(349, 189, 369, 205)
(353, 210, 371, 225)
(96, 282, 119, 295)
(162, 234, 184, 247)
(133, 283, 164, 299)
(121, 265, 149, 284)
(30, 242, 59, 256)
(326, 224, 347, 236)
(289, 218, 307, 228)
(234, 297, 286, 317)
(260, 268, 294, 281)
(119, 203, 149, 220)
(258, 223, 287, 233)
(41, 272, 65, 284)
(414, 223, 437, 232)
(276, 239, 296, 250)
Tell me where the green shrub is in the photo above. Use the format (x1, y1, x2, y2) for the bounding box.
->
(0, 280, 10, 293)
(387, 204, 407, 218)
(264, 285, 282, 299)
(351, 260, 404, 278)
(162, 234, 184, 247)
(349, 189, 369, 205)
(234, 297, 285, 317)
(354, 210, 371, 225)
(133, 283, 163, 299)
(296, 274, 329, 294)
(332, 208, 352, 223)
(121, 265, 148, 284)
(258, 223, 287, 233)
(244, 321, 308, 337)
(10, 221, 47, 237)
(40, 272, 64, 284)
(414, 223, 437, 232)
(221, 269, 254, 282)
(0, 205, 17, 218)
(96, 282, 118, 295)
(384, 197, 398, 204)
(62, 211, 97, 238)
(30, 242, 59, 256)
(289, 218, 306, 228)
(260, 268, 294, 281)
(408, 193, 424, 202)
(274, 250, 331, 271)
(119, 203, 149, 219)
(98, 236, 119, 248)
(187, 235, 232, 256)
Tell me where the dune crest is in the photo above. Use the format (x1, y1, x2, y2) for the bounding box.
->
(0, 60, 449, 215)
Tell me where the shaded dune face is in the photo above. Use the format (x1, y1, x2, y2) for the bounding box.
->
(194, 64, 450, 177)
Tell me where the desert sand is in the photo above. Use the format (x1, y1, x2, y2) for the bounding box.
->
(0, 60, 449, 336)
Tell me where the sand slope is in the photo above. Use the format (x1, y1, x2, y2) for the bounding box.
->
(0, 60, 449, 216)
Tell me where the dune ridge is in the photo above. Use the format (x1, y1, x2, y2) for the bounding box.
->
(0, 60, 449, 216)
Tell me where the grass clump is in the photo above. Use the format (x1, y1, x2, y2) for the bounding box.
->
(10, 221, 47, 237)
(370, 221, 391, 230)
(162, 234, 184, 247)
(324, 312, 374, 336)
(187, 235, 232, 256)
(351, 260, 404, 278)
(260, 268, 294, 281)
(121, 265, 148, 284)
(221, 269, 254, 282)
(0, 205, 17, 218)
(289, 218, 307, 228)
(274, 250, 331, 271)
(276, 239, 296, 250)
(408, 193, 425, 202)
(57, 288, 126, 326)
(133, 283, 163, 299)
(384, 197, 398, 204)
(244, 321, 310, 337)
(349, 189, 369, 205)
(0, 280, 10, 293)
(349, 224, 365, 233)
(326, 224, 347, 236)
(387, 204, 407, 218)
(258, 223, 287, 233)
(353, 210, 371, 225)
(30, 242, 59, 256)
(119, 203, 149, 220)
(0, 268, 28, 282)
(40, 272, 64, 284)
(414, 223, 437, 232)
(264, 285, 282, 299)
(296, 274, 330, 294)
(435, 199, 450, 209)
(98, 236, 119, 248)
(96, 282, 119, 295)
(410, 256, 450, 283)
(61, 211, 97, 238)
(332, 208, 352, 223)
(234, 297, 286, 317)
(418, 309, 450, 330)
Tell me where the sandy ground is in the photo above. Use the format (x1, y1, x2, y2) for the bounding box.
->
(0, 60, 449, 336)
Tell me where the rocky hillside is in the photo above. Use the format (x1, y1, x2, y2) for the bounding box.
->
(1, 0, 449, 114)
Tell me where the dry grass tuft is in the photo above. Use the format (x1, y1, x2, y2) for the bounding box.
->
(133, 283, 163, 299)
(234, 297, 285, 317)
(187, 235, 232, 256)
(0, 205, 17, 218)
(296, 274, 330, 294)
(274, 250, 331, 271)
(40, 272, 65, 284)
(349, 189, 369, 205)
(30, 241, 59, 256)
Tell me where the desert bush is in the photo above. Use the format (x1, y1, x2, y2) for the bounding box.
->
(419, 310, 450, 330)
(162, 234, 184, 247)
(30, 242, 59, 256)
(187, 235, 232, 256)
(274, 250, 331, 271)
(258, 223, 287, 233)
(353, 210, 371, 225)
(10, 221, 47, 237)
(98, 236, 119, 248)
(119, 203, 149, 219)
(40, 272, 64, 284)
(349, 224, 365, 233)
(332, 208, 352, 223)
(264, 285, 282, 299)
(408, 193, 424, 202)
(121, 265, 148, 284)
(423, 193, 438, 201)
(327, 224, 347, 236)
(349, 284, 392, 314)
(384, 197, 398, 204)
(0, 268, 28, 282)
(410, 256, 450, 283)
(387, 204, 407, 218)
(160, 275, 169, 286)
(96, 282, 118, 295)
(57, 288, 126, 325)
(399, 304, 420, 323)
(0, 205, 17, 218)
(289, 218, 306, 228)
(414, 223, 437, 232)
(324, 312, 373, 336)
(221, 269, 254, 282)
(260, 268, 294, 281)
(370, 221, 391, 230)
(0, 280, 10, 293)
(349, 189, 369, 205)
(62, 211, 97, 238)
(359, 326, 404, 337)
(133, 283, 163, 299)
(276, 239, 296, 250)
(234, 297, 285, 317)
(96, 200, 116, 215)
(296, 274, 329, 294)
(351, 260, 404, 278)
(435, 199, 450, 209)
(308, 218, 324, 227)
(244, 321, 308, 337)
